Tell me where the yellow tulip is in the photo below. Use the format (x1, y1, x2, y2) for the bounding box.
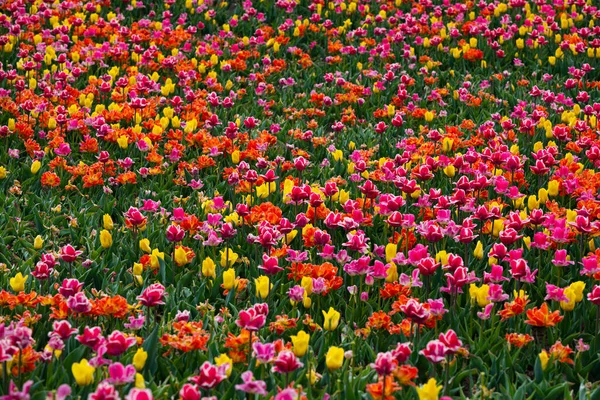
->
(133, 348, 148, 371)
(31, 160, 41, 174)
(255, 275, 271, 299)
(220, 248, 239, 268)
(322, 307, 341, 331)
(492, 219, 504, 237)
(72, 359, 95, 386)
(103, 214, 114, 230)
(443, 164, 455, 177)
(135, 373, 145, 388)
(386, 263, 398, 283)
(385, 243, 397, 263)
(436, 250, 449, 266)
(100, 229, 112, 249)
(0, 166, 7, 179)
(416, 378, 442, 400)
(301, 276, 313, 296)
(539, 351, 549, 371)
(332, 149, 343, 162)
(231, 150, 240, 164)
(548, 180, 559, 197)
(117, 135, 128, 149)
(284, 230, 298, 245)
(538, 188, 548, 204)
(139, 239, 151, 253)
(473, 241, 484, 260)
(222, 268, 237, 290)
(150, 249, 165, 269)
(201, 257, 217, 279)
(290, 330, 310, 357)
(442, 137, 454, 153)
(10, 273, 28, 292)
(133, 263, 144, 276)
(325, 346, 344, 371)
(302, 293, 312, 308)
(34, 235, 44, 250)
(569, 281, 585, 302)
(560, 288, 577, 311)
(527, 195, 539, 210)
(174, 247, 190, 266)
(469, 284, 490, 307)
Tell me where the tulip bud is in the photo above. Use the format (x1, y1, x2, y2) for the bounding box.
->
(100, 229, 112, 248)
(34, 235, 44, 250)
(133, 348, 148, 371)
(322, 307, 341, 331)
(202, 257, 216, 279)
(31, 160, 41, 174)
(139, 239, 151, 253)
(103, 214, 114, 230)
(325, 346, 344, 371)
(255, 275, 271, 299)
(290, 330, 310, 357)
(222, 268, 237, 290)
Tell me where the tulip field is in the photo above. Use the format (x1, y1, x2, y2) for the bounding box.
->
(2, 0, 600, 398)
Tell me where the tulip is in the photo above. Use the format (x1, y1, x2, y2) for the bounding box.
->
(72, 359, 96, 386)
(220, 248, 239, 268)
(416, 378, 442, 400)
(135, 374, 145, 389)
(569, 281, 585, 302)
(139, 239, 151, 253)
(174, 246, 190, 266)
(255, 275, 271, 299)
(539, 350, 549, 371)
(31, 160, 41, 174)
(473, 241, 483, 259)
(548, 180, 559, 197)
(103, 214, 114, 230)
(290, 330, 310, 357)
(117, 135, 128, 149)
(231, 150, 240, 164)
(133, 348, 148, 371)
(222, 268, 237, 290)
(326, 346, 344, 371)
(560, 288, 577, 312)
(100, 229, 113, 248)
(202, 257, 216, 279)
(322, 307, 341, 331)
(10, 272, 28, 292)
(33, 235, 44, 250)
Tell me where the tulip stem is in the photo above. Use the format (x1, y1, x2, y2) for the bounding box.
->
(2, 361, 7, 394)
(444, 357, 450, 395)
(247, 331, 253, 367)
(596, 305, 600, 344)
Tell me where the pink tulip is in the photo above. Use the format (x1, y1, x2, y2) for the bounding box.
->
(420, 340, 448, 363)
(272, 350, 303, 374)
(105, 330, 137, 356)
(108, 362, 137, 385)
(137, 283, 166, 307)
(60, 244, 83, 263)
(189, 361, 227, 389)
